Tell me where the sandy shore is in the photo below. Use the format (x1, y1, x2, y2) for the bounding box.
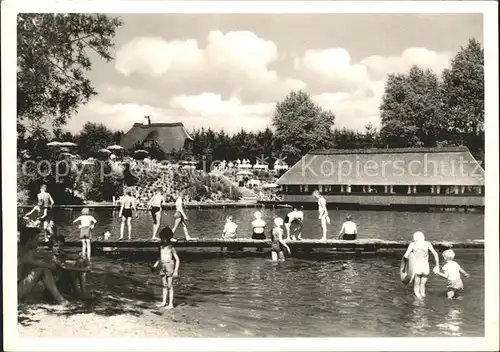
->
(18, 304, 203, 338)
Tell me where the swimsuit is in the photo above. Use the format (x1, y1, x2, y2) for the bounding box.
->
(252, 226, 266, 240)
(447, 279, 464, 294)
(412, 247, 430, 276)
(160, 261, 175, 277)
(150, 207, 161, 224)
(80, 226, 92, 239)
(341, 233, 356, 240)
(122, 209, 133, 218)
(270, 230, 282, 253)
(174, 211, 185, 222)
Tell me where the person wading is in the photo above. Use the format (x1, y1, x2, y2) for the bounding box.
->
(147, 188, 166, 241)
(119, 189, 136, 240)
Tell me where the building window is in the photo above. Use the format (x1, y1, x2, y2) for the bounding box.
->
(415, 186, 432, 194)
(392, 186, 408, 194)
(350, 185, 364, 193)
(287, 185, 301, 194)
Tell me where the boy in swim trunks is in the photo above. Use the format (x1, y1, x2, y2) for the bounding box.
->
(338, 215, 357, 240)
(171, 191, 193, 240)
(73, 208, 97, 260)
(433, 249, 470, 299)
(147, 188, 166, 240)
(119, 189, 136, 240)
(152, 225, 180, 309)
(402, 231, 440, 299)
(37, 184, 54, 235)
(270, 217, 291, 262)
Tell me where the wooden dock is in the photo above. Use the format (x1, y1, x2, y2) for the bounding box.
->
(39, 238, 484, 252)
(19, 201, 260, 210)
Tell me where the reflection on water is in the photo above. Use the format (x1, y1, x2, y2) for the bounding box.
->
(44, 208, 484, 337)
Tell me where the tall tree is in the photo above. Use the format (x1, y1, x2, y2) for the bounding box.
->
(75, 122, 119, 158)
(379, 65, 444, 147)
(272, 90, 335, 164)
(17, 14, 122, 151)
(441, 38, 484, 150)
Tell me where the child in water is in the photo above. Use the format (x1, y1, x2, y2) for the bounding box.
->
(270, 217, 291, 262)
(222, 215, 238, 239)
(152, 225, 180, 309)
(402, 231, 440, 299)
(433, 249, 470, 299)
(73, 208, 97, 261)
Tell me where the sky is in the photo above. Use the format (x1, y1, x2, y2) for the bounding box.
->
(67, 13, 483, 135)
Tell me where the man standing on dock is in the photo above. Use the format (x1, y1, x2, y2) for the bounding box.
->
(37, 184, 54, 235)
(171, 191, 193, 241)
(313, 190, 330, 241)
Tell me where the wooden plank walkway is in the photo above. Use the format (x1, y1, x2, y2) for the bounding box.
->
(39, 238, 484, 251)
(20, 201, 260, 210)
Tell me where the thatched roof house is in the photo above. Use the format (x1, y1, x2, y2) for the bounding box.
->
(120, 122, 193, 156)
(277, 146, 484, 187)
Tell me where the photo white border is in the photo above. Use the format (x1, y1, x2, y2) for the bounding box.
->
(2, 1, 498, 351)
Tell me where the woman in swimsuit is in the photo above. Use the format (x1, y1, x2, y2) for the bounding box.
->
(119, 189, 136, 240)
(171, 191, 193, 240)
(402, 231, 440, 299)
(270, 217, 291, 262)
(251, 211, 266, 240)
(147, 188, 166, 240)
(313, 190, 330, 241)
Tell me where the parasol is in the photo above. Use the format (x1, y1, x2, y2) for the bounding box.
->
(262, 183, 279, 189)
(107, 145, 124, 150)
(47, 141, 62, 147)
(236, 170, 253, 176)
(98, 148, 111, 154)
(59, 141, 77, 147)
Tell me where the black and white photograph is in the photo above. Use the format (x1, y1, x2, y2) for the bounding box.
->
(2, 1, 498, 351)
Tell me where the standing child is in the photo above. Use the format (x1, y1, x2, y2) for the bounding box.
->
(433, 249, 470, 299)
(222, 216, 238, 239)
(73, 208, 97, 261)
(270, 217, 291, 262)
(402, 231, 440, 299)
(152, 225, 180, 309)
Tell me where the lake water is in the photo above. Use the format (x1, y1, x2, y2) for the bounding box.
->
(49, 208, 485, 337)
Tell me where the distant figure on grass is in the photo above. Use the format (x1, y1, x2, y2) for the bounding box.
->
(433, 249, 470, 299)
(119, 189, 136, 240)
(338, 215, 357, 240)
(284, 207, 304, 240)
(222, 215, 238, 239)
(251, 211, 266, 240)
(172, 191, 193, 240)
(402, 231, 440, 300)
(73, 208, 97, 261)
(151, 226, 180, 309)
(270, 217, 291, 262)
(147, 188, 166, 240)
(312, 190, 330, 241)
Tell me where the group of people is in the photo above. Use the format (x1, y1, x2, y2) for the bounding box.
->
(115, 187, 193, 241)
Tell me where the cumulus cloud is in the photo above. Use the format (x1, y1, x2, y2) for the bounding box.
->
(361, 47, 453, 80)
(114, 30, 306, 102)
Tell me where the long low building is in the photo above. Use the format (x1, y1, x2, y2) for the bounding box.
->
(276, 147, 485, 208)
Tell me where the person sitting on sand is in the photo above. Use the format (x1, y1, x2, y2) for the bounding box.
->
(270, 217, 291, 262)
(284, 208, 304, 240)
(402, 231, 440, 300)
(147, 188, 166, 240)
(119, 189, 136, 240)
(251, 211, 266, 240)
(172, 191, 193, 241)
(73, 208, 97, 261)
(433, 249, 470, 299)
(18, 219, 68, 305)
(222, 216, 238, 239)
(151, 225, 180, 309)
(338, 215, 357, 240)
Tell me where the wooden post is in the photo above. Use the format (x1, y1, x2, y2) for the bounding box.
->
(389, 185, 393, 194)
(437, 185, 441, 194)
(454, 186, 459, 195)
(460, 186, 465, 194)
(413, 185, 417, 194)
(347, 185, 351, 193)
(384, 186, 388, 193)
(407, 185, 411, 194)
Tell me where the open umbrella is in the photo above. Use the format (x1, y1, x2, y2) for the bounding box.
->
(60, 152, 76, 159)
(262, 183, 279, 189)
(59, 147, 71, 153)
(108, 145, 124, 150)
(236, 170, 253, 176)
(47, 141, 62, 147)
(98, 148, 111, 154)
(59, 141, 77, 147)
(134, 149, 149, 155)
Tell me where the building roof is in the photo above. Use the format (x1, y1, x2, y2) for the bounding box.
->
(277, 146, 484, 186)
(120, 122, 193, 153)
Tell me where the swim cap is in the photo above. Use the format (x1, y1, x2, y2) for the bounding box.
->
(274, 217, 284, 226)
(254, 211, 262, 219)
(413, 231, 425, 242)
